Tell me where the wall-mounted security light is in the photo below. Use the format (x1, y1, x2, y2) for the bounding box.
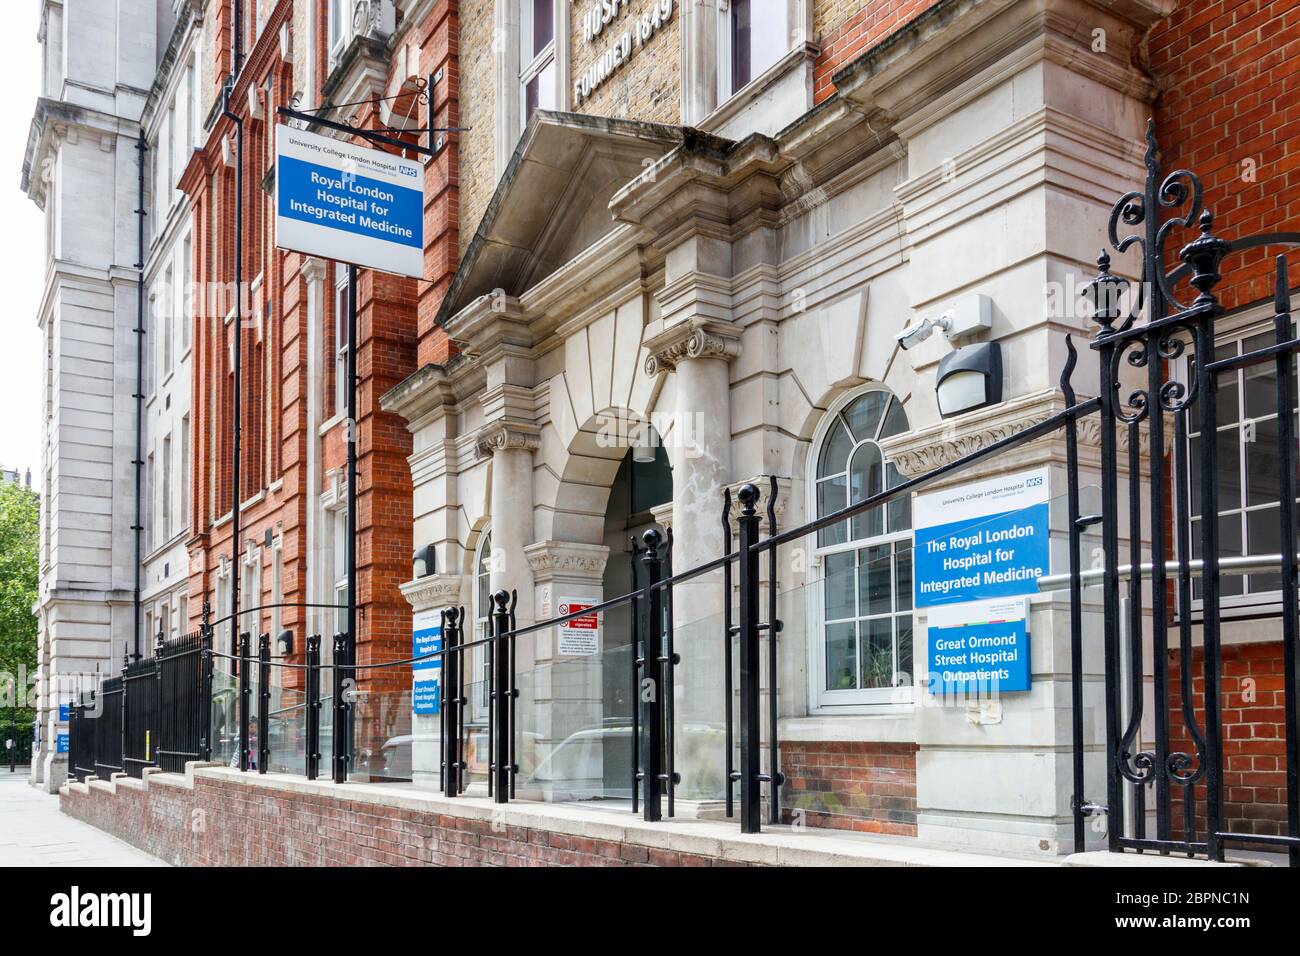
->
(412, 543, 437, 579)
(936, 342, 1003, 418)
(276, 629, 294, 657)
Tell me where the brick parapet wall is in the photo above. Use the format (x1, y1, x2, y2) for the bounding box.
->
(779, 741, 918, 836)
(58, 765, 1028, 867)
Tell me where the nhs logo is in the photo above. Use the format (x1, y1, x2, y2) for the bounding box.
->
(398, 165, 419, 178)
(1025, 475, 1045, 488)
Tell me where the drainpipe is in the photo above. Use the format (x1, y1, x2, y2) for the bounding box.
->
(132, 131, 147, 663)
(222, 80, 244, 643)
(233, 0, 244, 75)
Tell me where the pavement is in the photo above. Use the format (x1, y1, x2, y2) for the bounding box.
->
(0, 769, 167, 866)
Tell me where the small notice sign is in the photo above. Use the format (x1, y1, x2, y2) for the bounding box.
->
(557, 599, 599, 657)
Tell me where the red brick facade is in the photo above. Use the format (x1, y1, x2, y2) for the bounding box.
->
(183, 2, 461, 693)
(813, 1, 940, 104)
(1146, 0, 1300, 841)
(779, 742, 918, 836)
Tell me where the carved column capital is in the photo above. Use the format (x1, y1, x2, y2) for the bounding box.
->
(474, 421, 541, 459)
(643, 319, 742, 376)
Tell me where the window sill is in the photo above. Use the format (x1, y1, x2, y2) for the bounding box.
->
(697, 43, 819, 138)
(780, 713, 917, 743)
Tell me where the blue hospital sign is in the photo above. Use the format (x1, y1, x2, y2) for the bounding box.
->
(913, 467, 1050, 608)
(926, 598, 1030, 694)
(275, 124, 424, 279)
(412, 610, 443, 716)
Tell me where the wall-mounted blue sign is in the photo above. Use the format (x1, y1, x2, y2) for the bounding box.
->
(56, 733, 69, 754)
(412, 610, 442, 715)
(913, 467, 1050, 608)
(58, 704, 70, 723)
(926, 598, 1030, 695)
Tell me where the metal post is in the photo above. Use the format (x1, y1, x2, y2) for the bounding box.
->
(257, 633, 270, 774)
(640, 529, 664, 822)
(721, 490, 733, 818)
(628, 538, 641, 814)
(200, 605, 213, 762)
(735, 485, 762, 833)
(765, 475, 782, 824)
(222, 86, 245, 652)
(305, 634, 320, 780)
(1062, 337, 1087, 853)
(442, 608, 462, 797)
(491, 590, 511, 803)
(131, 130, 146, 663)
(345, 264, 358, 703)
(237, 632, 250, 772)
(332, 633, 349, 783)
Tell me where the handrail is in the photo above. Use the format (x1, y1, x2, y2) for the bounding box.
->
(1038, 552, 1300, 592)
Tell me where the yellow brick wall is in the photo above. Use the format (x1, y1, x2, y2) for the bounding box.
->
(567, 0, 680, 124)
(458, 0, 499, 253)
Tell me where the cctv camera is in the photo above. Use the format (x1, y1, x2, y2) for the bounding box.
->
(895, 313, 951, 351)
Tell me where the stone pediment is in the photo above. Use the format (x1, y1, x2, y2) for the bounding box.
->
(435, 111, 731, 330)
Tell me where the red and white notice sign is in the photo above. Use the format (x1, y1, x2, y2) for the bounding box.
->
(556, 598, 599, 656)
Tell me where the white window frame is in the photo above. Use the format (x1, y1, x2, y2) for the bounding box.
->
(496, 0, 565, 173)
(716, 0, 792, 103)
(473, 529, 495, 719)
(333, 265, 350, 418)
(519, 0, 557, 128)
(806, 386, 915, 711)
(327, 0, 350, 68)
(1174, 311, 1300, 620)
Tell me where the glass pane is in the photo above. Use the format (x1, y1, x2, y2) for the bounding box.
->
(817, 475, 847, 547)
(1189, 432, 1201, 517)
(1215, 342, 1239, 429)
(895, 545, 913, 612)
(886, 462, 911, 531)
(1192, 515, 1244, 598)
(859, 545, 892, 616)
(533, 0, 554, 56)
(881, 396, 909, 438)
(1247, 506, 1282, 592)
(1216, 426, 1241, 511)
(843, 391, 888, 442)
(1243, 332, 1279, 420)
(849, 442, 884, 540)
(860, 619, 893, 689)
(825, 622, 856, 691)
(896, 614, 914, 685)
(1246, 415, 1281, 507)
(818, 418, 852, 477)
(824, 551, 855, 621)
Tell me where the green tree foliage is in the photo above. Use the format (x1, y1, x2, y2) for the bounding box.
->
(0, 481, 39, 716)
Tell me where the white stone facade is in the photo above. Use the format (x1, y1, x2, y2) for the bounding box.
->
(384, 0, 1170, 854)
(21, 0, 198, 792)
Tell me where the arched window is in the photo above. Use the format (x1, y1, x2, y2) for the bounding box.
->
(811, 388, 913, 705)
(472, 530, 494, 719)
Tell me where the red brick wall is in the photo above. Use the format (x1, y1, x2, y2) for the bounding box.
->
(779, 741, 918, 835)
(1148, 0, 1300, 309)
(812, 1, 940, 105)
(1168, 642, 1290, 838)
(60, 775, 760, 867)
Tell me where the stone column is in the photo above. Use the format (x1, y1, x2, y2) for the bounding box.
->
(521, 540, 611, 800)
(644, 319, 740, 804)
(398, 573, 467, 791)
(475, 421, 540, 624)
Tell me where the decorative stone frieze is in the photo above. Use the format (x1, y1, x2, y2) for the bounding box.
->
(880, 388, 1151, 480)
(399, 574, 467, 612)
(523, 541, 611, 583)
(643, 319, 742, 376)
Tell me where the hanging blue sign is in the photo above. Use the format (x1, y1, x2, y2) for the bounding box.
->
(275, 124, 425, 279)
(913, 467, 1050, 608)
